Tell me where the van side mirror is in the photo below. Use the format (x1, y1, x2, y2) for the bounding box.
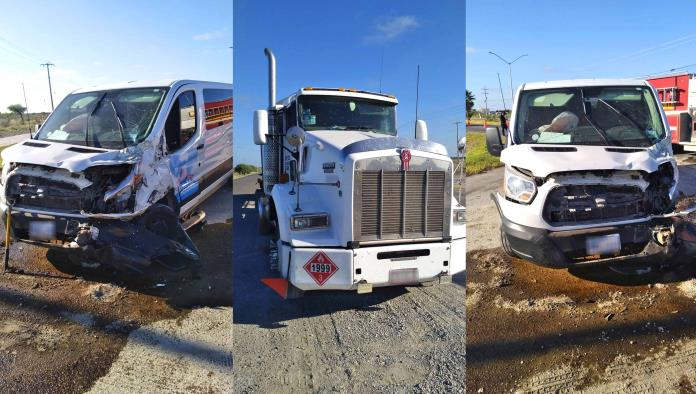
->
(485, 127, 504, 157)
(415, 120, 428, 141)
(253, 109, 268, 145)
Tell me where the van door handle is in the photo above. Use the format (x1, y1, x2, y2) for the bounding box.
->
(197, 143, 205, 150)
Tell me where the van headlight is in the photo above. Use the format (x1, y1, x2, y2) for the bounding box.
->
(453, 208, 466, 224)
(504, 167, 536, 204)
(291, 213, 330, 230)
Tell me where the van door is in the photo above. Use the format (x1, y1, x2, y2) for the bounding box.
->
(199, 88, 233, 191)
(164, 89, 202, 207)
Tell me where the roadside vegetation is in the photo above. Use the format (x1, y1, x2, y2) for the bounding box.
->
(465, 132, 503, 175)
(234, 163, 261, 178)
(0, 111, 49, 138)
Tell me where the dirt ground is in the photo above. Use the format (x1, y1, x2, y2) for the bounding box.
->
(233, 174, 467, 393)
(467, 248, 696, 393)
(0, 193, 232, 393)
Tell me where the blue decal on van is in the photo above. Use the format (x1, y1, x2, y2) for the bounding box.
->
(169, 150, 200, 202)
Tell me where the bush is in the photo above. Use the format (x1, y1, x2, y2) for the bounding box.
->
(234, 163, 260, 175)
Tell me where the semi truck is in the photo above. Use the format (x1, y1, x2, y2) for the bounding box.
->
(253, 48, 465, 297)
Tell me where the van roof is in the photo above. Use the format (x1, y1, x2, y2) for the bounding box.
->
(71, 79, 232, 94)
(522, 78, 650, 91)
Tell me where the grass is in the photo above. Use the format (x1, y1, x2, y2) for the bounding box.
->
(465, 132, 504, 176)
(467, 118, 501, 126)
(0, 113, 48, 138)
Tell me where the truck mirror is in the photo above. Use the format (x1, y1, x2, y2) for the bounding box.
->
(415, 120, 428, 141)
(253, 109, 268, 145)
(485, 127, 504, 157)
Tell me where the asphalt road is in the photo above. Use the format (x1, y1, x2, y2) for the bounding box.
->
(466, 152, 696, 392)
(232, 174, 466, 393)
(0, 181, 234, 393)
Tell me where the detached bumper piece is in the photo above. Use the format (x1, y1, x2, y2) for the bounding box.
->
(69, 219, 200, 274)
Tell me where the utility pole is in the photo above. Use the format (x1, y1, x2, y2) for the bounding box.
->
(40, 62, 55, 111)
(414, 64, 420, 138)
(481, 87, 490, 115)
(21, 82, 28, 113)
(497, 72, 507, 111)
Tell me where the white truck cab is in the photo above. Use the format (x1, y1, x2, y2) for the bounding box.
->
(254, 49, 465, 297)
(485, 79, 693, 269)
(0, 80, 233, 273)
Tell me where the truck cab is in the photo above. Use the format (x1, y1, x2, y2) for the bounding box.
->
(486, 79, 688, 270)
(254, 49, 465, 295)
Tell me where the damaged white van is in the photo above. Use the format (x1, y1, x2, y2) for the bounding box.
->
(486, 79, 696, 270)
(0, 80, 233, 273)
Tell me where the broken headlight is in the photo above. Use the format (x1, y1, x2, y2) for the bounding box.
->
(103, 164, 139, 205)
(291, 213, 330, 231)
(504, 166, 536, 204)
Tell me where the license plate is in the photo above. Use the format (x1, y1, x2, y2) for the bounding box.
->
(29, 221, 56, 241)
(586, 234, 621, 256)
(389, 268, 419, 285)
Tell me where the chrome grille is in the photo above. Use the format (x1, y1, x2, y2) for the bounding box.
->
(356, 170, 447, 241)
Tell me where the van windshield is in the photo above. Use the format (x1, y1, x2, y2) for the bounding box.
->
(36, 87, 168, 149)
(514, 86, 665, 147)
(298, 95, 397, 136)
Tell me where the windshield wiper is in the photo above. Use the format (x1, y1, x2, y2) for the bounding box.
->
(109, 100, 127, 148)
(580, 89, 611, 145)
(595, 98, 656, 143)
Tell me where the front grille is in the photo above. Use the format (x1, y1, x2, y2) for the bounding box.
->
(356, 170, 447, 241)
(543, 184, 646, 226)
(6, 174, 83, 213)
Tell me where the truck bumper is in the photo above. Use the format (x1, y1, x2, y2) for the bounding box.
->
(279, 238, 465, 291)
(493, 194, 696, 269)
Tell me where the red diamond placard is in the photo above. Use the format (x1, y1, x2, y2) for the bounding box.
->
(303, 251, 338, 286)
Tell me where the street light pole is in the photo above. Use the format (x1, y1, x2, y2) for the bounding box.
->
(489, 52, 527, 106)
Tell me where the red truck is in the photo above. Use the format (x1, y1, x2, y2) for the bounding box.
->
(647, 72, 696, 152)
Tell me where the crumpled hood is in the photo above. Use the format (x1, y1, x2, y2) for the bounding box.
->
(500, 139, 674, 177)
(1, 140, 138, 172)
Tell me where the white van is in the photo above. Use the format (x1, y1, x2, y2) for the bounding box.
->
(0, 80, 233, 272)
(486, 79, 691, 270)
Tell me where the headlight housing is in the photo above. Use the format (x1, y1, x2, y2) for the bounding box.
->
(453, 208, 465, 224)
(291, 213, 330, 231)
(504, 166, 536, 204)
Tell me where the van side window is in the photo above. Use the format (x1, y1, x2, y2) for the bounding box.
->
(165, 91, 197, 152)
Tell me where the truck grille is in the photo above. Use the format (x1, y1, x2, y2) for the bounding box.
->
(6, 174, 83, 213)
(543, 184, 646, 226)
(355, 170, 448, 241)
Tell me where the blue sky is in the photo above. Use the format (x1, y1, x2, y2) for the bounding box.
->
(0, 0, 232, 113)
(234, 0, 465, 165)
(467, 0, 696, 111)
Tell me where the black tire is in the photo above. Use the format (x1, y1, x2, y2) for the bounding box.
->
(673, 144, 685, 154)
(258, 196, 275, 235)
(139, 204, 178, 238)
(500, 227, 516, 257)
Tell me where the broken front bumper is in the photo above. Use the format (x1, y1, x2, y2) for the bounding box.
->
(494, 194, 696, 268)
(277, 238, 465, 291)
(0, 202, 200, 273)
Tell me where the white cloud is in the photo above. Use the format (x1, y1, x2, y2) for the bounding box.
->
(365, 16, 420, 43)
(466, 46, 477, 54)
(193, 28, 229, 41)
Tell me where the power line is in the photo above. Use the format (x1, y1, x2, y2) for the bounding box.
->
(41, 62, 55, 110)
(481, 87, 490, 114)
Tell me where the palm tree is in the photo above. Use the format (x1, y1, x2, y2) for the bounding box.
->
(465, 90, 475, 118)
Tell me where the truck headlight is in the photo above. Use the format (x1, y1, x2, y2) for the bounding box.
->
(504, 167, 536, 204)
(453, 208, 465, 224)
(291, 213, 330, 230)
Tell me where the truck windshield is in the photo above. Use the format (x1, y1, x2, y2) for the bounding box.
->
(514, 86, 665, 147)
(298, 95, 397, 135)
(36, 87, 168, 149)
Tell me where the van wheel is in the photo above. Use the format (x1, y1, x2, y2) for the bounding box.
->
(500, 228, 516, 257)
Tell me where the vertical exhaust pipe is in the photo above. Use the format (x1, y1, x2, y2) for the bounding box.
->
(264, 48, 276, 109)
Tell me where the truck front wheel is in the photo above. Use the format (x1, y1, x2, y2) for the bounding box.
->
(258, 196, 275, 235)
